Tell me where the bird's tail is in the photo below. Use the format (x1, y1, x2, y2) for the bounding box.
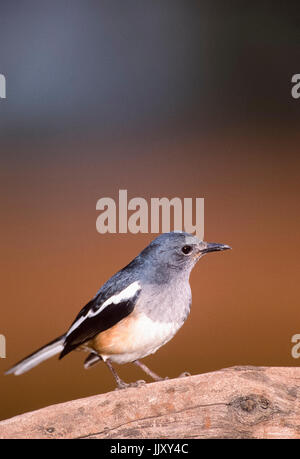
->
(5, 335, 66, 376)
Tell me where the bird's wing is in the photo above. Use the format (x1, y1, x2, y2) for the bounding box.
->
(60, 280, 141, 358)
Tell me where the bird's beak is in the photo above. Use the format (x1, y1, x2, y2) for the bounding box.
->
(198, 241, 231, 255)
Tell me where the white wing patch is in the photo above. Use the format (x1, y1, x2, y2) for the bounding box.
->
(66, 281, 141, 337)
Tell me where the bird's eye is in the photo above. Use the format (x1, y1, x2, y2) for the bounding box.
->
(182, 245, 193, 255)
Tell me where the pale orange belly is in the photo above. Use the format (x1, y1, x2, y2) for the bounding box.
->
(89, 311, 179, 364)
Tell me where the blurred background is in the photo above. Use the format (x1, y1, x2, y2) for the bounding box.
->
(0, 1, 300, 421)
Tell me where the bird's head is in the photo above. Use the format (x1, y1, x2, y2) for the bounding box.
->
(141, 232, 231, 276)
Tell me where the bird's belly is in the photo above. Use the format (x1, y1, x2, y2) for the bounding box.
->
(91, 312, 183, 364)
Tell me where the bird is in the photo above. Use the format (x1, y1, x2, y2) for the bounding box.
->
(5, 232, 231, 389)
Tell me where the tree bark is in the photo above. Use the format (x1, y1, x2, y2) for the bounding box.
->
(0, 366, 300, 439)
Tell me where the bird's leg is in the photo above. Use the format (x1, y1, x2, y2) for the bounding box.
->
(105, 359, 128, 389)
(105, 359, 145, 390)
(133, 360, 168, 382)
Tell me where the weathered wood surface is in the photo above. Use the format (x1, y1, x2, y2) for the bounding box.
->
(0, 366, 300, 439)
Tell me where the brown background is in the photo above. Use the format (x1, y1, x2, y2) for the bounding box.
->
(1, 1, 300, 421)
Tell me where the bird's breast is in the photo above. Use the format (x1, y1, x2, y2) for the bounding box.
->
(90, 280, 191, 364)
(91, 310, 186, 364)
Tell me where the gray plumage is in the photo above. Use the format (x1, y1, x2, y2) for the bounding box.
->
(5, 232, 230, 386)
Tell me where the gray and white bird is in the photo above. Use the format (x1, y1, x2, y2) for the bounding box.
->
(5, 232, 231, 388)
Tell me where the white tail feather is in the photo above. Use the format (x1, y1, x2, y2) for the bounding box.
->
(5, 335, 65, 376)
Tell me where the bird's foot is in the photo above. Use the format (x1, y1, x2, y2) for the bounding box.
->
(128, 379, 146, 388)
(158, 376, 169, 381)
(115, 379, 146, 390)
(178, 371, 191, 378)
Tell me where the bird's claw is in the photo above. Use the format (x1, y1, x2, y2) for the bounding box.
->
(115, 379, 146, 390)
(130, 379, 146, 388)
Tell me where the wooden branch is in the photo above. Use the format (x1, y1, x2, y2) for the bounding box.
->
(1, 366, 300, 439)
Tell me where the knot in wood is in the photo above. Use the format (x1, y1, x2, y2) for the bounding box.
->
(229, 394, 273, 425)
(240, 397, 256, 412)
